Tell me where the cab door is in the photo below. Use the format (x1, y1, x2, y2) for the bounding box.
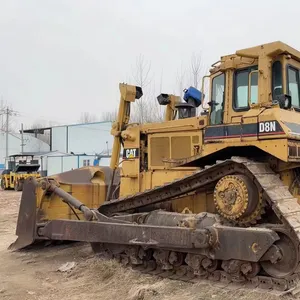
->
(209, 72, 226, 126)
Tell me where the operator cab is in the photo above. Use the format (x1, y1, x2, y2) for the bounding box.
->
(207, 41, 300, 126)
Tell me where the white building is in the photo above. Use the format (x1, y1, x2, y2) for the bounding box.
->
(0, 121, 114, 175)
(21, 121, 114, 176)
(50, 121, 113, 154)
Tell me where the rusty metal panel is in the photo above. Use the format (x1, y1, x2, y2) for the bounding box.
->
(40, 219, 210, 249)
(39, 218, 277, 262)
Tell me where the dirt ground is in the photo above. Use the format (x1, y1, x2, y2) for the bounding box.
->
(0, 190, 298, 300)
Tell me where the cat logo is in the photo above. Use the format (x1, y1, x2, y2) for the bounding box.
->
(123, 148, 139, 159)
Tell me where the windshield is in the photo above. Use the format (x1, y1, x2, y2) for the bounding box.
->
(210, 73, 225, 125)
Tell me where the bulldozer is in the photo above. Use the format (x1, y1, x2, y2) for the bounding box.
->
(9, 40, 300, 293)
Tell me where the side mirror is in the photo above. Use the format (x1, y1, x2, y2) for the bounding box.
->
(207, 100, 219, 107)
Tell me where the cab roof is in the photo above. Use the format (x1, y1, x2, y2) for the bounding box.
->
(210, 41, 300, 74)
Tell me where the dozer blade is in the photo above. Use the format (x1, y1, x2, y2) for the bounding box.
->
(8, 177, 38, 251)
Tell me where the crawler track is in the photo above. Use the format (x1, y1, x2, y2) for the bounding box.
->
(96, 156, 300, 293)
(93, 242, 300, 295)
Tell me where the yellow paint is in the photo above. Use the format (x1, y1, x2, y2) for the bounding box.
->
(35, 166, 111, 222)
(1, 172, 40, 190)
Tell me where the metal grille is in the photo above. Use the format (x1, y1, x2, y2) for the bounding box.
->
(171, 136, 191, 159)
(192, 135, 199, 144)
(289, 145, 297, 157)
(150, 137, 170, 166)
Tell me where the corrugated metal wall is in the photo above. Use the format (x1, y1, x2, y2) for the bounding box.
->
(51, 127, 67, 153)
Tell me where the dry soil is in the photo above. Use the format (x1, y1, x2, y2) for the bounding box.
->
(0, 190, 298, 300)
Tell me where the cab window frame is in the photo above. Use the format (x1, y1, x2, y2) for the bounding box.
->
(271, 60, 283, 99)
(286, 64, 300, 111)
(209, 72, 226, 125)
(232, 65, 258, 112)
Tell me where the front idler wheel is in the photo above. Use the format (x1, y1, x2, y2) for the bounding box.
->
(260, 231, 298, 278)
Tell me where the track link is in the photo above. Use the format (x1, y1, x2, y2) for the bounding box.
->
(93, 242, 300, 295)
(97, 156, 300, 293)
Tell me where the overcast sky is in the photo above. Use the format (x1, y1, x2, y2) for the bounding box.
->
(1, 0, 300, 129)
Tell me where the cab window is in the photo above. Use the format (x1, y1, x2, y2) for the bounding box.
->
(287, 66, 300, 108)
(233, 66, 258, 110)
(210, 73, 225, 125)
(272, 61, 283, 98)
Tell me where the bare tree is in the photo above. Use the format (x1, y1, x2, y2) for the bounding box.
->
(146, 80, 164, 123)
(131, 54, 154, 124)
(172, 52, 210, 115)
(132, 54, 152, 89)
(176, 62, 187, 98)
(190, 53, 209, 115)
(190, 52, 203, 89)
(98, 53, 209, 125)
(159, 67, 164, 94)
(79, 112, 98, 123)
(100, 110, 118, 122)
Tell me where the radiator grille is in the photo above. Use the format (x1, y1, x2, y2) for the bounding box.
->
(171, 136, 191, 159)
(192, 135, 199, 144)
(150, 137, 170, 166)
(289, 145, 298, 157)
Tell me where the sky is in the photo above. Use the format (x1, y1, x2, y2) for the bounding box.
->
(1, 0, 300, 130)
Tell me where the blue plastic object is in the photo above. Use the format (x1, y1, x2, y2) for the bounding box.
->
(183, 86, 203, 107)
(93, 159, 100, 166)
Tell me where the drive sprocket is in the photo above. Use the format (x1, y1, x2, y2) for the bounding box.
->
(214, 174, 263, 224)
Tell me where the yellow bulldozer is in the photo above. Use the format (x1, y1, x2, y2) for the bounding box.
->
(9, 41, 300, 293)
